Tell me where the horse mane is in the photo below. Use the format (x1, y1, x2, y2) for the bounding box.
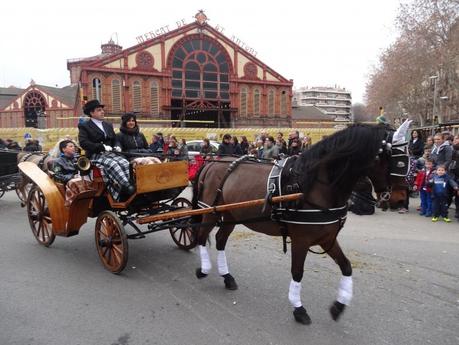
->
(293, 124, 388, 196)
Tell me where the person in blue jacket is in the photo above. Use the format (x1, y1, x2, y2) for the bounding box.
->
(429, 165, 459, 222)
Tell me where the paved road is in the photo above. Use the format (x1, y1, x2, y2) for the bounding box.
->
(0, 189, 458, 345)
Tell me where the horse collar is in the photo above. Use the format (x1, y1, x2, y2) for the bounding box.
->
(267, 157, 348, 226)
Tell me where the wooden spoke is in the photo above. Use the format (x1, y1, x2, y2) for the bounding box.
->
(26, 185, 55, 247)
(169, 197, 197, 250)
(95, 211, 128, 274)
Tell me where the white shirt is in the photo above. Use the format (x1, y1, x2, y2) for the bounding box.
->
(91, 118, 106, 137)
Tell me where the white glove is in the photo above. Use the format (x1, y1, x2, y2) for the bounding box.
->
(103, 144, 113, 152)
(114, 146, 122, 152)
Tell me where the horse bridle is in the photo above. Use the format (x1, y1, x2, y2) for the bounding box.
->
(375, 134, 410, 203)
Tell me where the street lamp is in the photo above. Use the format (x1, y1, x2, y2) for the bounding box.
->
(429, 75, 438, 124)
(439, 96, 449, 121)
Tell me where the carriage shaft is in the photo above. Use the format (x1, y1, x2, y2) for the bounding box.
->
(137, 193, 303, 224)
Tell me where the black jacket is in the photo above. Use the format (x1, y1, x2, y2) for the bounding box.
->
(78, 120, 119, 157)
(53, 154, 77, 183)
(217, 142, 235, 156)
(116, 127, 149, 153)
(408, 138, 424, 158)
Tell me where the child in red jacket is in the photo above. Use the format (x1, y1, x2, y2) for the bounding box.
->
(413, 159, 434, 217)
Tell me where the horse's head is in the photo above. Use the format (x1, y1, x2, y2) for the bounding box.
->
(368, 120, 412, 203)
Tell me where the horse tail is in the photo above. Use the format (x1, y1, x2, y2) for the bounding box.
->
(191, 160, 213, 226)
(191, 160, 208, 210)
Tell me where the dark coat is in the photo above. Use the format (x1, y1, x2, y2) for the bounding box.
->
(116, 127, 149, 153)
(408, 138, 424, 158)
(217, 142, 235, 156)
(53, 154, 77, 183)
(78, 120, 119, 157)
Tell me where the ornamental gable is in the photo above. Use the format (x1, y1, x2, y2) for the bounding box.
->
(91, 20, 290, 85)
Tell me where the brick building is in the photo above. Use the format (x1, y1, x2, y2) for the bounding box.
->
(0, 11, 293, 129)
(68, 11, 293, 128)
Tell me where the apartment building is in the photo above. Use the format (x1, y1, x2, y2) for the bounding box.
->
(293, 86, 352, 121)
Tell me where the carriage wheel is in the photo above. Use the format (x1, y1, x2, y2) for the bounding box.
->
(169, 197, 197, 250)
(27, 185, 56, 247)
(95, 211, 128, 274)
(17, 181, 33, 205)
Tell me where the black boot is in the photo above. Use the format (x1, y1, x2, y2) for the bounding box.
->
(119, 185, 136, 201)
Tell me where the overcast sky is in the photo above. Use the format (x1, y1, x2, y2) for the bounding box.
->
(0, 0, 404, 104)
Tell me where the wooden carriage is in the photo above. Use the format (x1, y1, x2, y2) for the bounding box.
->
(18, 159, 194, 273)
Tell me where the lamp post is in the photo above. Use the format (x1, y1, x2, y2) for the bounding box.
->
(439, 96, 449, 122)
(429, 75, 438, 124)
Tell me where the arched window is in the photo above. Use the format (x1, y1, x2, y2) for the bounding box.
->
(268, 89, 275, 116)
(23, 91, 47, 128)
(111, 79, 122, 112)
(92, 78, 102, 101)
(253, 88, 260, 116)
(132, 80, 142, 112)
(150, 80, 159, 114)
(171, 37, 231, 101)
(280, 89, 288, 115)
(240, 87, 248, 117)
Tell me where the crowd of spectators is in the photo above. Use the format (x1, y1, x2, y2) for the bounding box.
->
(205, 130, 313, 161)
(0, 138, 23, 151)
(408, 130, 459, 222)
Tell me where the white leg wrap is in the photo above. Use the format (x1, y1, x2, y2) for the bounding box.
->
(337, 275, 353, 305)
(288, 280, 302, 308)
(199, 245, 212, 274)
(217, 250, 229, 275)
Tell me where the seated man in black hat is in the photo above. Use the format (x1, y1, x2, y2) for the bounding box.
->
(78, 99, 134, 201)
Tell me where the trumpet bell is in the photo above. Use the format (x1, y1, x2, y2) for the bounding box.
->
(76, 156, 91, 174)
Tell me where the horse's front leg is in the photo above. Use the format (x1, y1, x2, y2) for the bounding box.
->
(322, 239, 353, 321)
(215, 223, 237, 290)
(195, 214, 216, 279)
(289, 236, 311, 325)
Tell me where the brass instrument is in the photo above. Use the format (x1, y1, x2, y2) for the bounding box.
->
(76, 156, 91, 175)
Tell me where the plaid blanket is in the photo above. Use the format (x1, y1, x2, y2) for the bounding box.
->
(91, 152, 130, 200)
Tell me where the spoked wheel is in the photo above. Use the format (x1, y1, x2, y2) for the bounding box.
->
(17, 180, 33, 206)
(169, 197, 197, 250)
(27, 185, 55, 247)
(95, 211, 128, 274)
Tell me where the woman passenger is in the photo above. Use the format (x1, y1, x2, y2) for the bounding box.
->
(117, 113, 149, 154)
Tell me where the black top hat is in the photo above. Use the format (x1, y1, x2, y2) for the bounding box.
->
(83, 99, 105, 116)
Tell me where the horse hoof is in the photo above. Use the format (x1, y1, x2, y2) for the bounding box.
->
(195, 268, 208, 279)
(222, 274, 238, 290)
(293, 306, 311, 325)
(330, 301, 346, 321)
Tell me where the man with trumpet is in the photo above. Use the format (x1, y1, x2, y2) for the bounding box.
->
(53, 139, 93, 207)
(78, 99, 134, 201)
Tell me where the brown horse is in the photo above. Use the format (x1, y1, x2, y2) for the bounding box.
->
(192, 124, 407, 325)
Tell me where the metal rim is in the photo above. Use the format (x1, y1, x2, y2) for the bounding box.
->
(95, 211, 128, 274)
(27, 185, 55, 247)
(169, 197, 197, 250)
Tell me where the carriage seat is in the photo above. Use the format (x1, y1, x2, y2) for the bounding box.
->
(46, 159, 56, 177)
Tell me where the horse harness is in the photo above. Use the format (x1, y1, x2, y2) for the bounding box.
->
(266, 157, 348, 253)
(205, 155, 348, 254)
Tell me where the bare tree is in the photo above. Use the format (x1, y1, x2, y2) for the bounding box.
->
(365, 0, 459, 126)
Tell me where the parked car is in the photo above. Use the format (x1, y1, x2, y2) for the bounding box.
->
(186, 140, 219, 161)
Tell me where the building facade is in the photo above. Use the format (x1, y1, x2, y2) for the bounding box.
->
(0, 82, 79, 129)
(68, 11, 293, 128)
(293, 86, 352, 121)
(0, 12, 293, 129)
